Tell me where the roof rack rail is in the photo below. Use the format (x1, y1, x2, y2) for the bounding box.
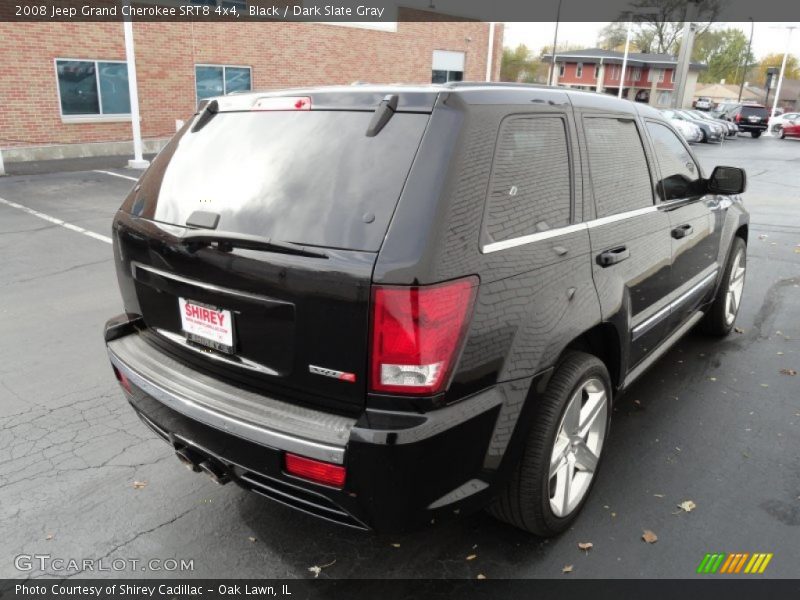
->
(443, 81, 551, 90)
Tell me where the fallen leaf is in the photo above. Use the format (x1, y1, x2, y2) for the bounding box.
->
(642, 530, 658, 544)
(653, 494, 665, 498)
(45, 534, 54, 541)
(132, 481, 147, 490)
(611, 512, 617, 518)
(678, 500, 696, 512)
(391, 543, 400, 548)
(779, 368, 797, 376)
(477, 574, 487, 580)
(761, 383, 769, 388)
(308, 559, 336, 578)
(758, 234, 768, 240)
(734, 327, 744, 334)
(562, 565, 574, 574)
(466, 554, 477, 561)
(709, 377, 717, 382)
(248, 536, 257, 543)
(578, 542, 593, 552)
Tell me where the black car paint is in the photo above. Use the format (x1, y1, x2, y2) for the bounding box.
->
(105, 84, 749, 532)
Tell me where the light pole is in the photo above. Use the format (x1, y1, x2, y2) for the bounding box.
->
(618, 20, 633, 99)
(737, 18, 754, 103)
(766, 25, 796, 135)
(549, 0, 563, 87)
(123, 4, 149, 169)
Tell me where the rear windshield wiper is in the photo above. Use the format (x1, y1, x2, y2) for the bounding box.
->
(180, 230, 328, 259)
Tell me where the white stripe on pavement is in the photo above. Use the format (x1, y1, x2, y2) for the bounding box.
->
(0, 197, 112, 244)
(93, 169, 140, 182)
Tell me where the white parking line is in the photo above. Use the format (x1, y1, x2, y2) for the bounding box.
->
(93, 169, 140, 182)
(0, 197, 112, 244)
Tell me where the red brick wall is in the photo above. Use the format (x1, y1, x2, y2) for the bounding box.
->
(0, 16, 503, 148)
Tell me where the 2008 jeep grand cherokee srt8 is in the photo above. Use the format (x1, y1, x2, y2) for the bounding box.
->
(105, 84, 748, 535)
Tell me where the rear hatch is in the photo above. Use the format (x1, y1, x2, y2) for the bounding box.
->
(113, 91, 434, 414)
(739, 105, 769, 126)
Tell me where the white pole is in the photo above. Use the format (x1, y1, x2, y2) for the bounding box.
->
(485, 22, 495, 82)
(619, 20, 633, 99)
(0, 149, 5, 177)
(765, 26, 794, 136)
(123, 16, 149, 169)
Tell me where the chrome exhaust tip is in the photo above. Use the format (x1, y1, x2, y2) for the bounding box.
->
(175, 447, 201, 472)
(198, 459, 231, 485)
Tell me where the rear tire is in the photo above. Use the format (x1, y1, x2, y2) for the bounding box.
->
(780, 128, 787, 139)
(702, 237, 747, 336)
(751, 131, 761, 138)
(487, 352, 611, 536)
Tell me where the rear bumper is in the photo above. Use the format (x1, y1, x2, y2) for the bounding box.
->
(106, 316, 519, 532)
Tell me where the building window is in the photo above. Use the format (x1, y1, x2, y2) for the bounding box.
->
(195, 65, 252, 101)
(631, 67, 641, 81)
(609, 65, 619, 80)
(431, 50, 465, 83)
(648, 68, 665, 83)
(55, 59, 130, 117)
(558, 63, 565, 77)
(670, 69, 676, 83)
(576, 63, 583, 78)
(595, 64, 600, 79)
(657, 91, 673, 106)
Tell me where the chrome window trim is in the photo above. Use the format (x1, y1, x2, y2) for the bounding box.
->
(481, 223, 588, 254)
(481, 205, 660, 254)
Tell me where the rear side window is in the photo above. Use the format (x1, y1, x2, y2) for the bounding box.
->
(484, 116, 571, 243)
(646, 121, 702, 202)
(131, 110, 429, 252)
(583, 117, 653, 217)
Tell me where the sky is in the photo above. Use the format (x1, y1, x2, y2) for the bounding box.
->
(503, 22, 800, 60)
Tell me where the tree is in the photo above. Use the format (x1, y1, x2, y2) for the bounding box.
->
(597, 22, 628, 51)
(500, 45, 546, 84)
(692, 28, 755, 84)
(627, 0, 720, 54)
(757, 53, 800, 84)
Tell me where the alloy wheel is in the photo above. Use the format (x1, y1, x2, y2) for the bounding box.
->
(548, 378, 608, 518)
(725, 249, 746, 326)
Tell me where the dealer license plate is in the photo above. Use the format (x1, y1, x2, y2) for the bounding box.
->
(178, 297, 234, 354)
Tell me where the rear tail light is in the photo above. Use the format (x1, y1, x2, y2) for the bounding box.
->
(284, 453, 346, 488)
(369, 277, 478, 395)
(113, 366, 132, 394)
(735, 114, 741, 123)
(252, 96, 311, 111)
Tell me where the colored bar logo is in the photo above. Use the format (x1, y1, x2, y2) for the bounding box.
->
(696, 553, 773, 574)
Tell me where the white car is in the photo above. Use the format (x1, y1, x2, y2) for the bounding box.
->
(694, 97, 713, 110)
(769, 111, 800, 133)
(670, 118, 704, 143)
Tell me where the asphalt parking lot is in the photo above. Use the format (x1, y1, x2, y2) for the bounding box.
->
(1, 134, 799, 580)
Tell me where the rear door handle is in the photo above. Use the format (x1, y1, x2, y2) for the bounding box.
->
(671, 224, 694, 239)
(597, 246, 630, 267)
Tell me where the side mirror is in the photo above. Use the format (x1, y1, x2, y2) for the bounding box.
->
(707, 166, 746, 195)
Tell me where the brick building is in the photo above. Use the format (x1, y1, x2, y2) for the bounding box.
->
(542, 48, 705, 108)
(0, 14, 502, 162)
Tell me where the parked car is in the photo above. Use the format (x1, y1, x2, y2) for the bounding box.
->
(669, 116, 704, 143)
(693, 96, 713, 110)
(105, 84, 749, 536)
(720, 104, 770, 137)
(778, 119, 800, 139)
(685, 109, 738, 138)
(662, 109, 724, 143)
(769, 111, 800, 134)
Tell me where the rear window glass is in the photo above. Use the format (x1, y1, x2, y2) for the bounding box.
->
(741, 106, 767, 117)
(131, 110, 429, 252)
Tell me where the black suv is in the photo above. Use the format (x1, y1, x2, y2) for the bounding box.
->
(721, 103, 770, 137)
(105, 84, 749, 536)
